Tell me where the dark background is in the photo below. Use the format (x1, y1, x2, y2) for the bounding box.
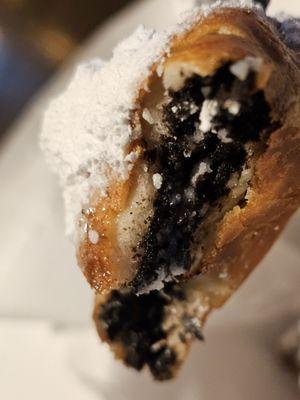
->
(0, 0, 134, 138)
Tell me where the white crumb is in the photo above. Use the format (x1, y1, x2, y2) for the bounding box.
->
(169, 263, 186, 277)
(196, 303, 209, 318)
(219, 270, 228, 279)
(153, 173, 163, 189)
(124, 151, 140, 165)
(142, 108, 154, 124)
(199, 100, 219, 133)
(183, 148, 192, 158)
(230, 56, 263, 81)
(224, 99, 240, 115)
(190, 102, 199, 114)
(191, 162, 212, 186)
(184, 187, 195, 200)
(217, 128, 233, 143)
(138, 268, 167, 294)
(88, 229, 99, 244)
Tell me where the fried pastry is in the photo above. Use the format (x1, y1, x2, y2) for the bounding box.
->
(42, 0, 300, 380)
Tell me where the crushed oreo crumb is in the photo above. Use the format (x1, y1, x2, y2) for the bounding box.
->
(100, 60, 279, 380)
(99, 283, 201, 380)
(132, 64, 272, 292)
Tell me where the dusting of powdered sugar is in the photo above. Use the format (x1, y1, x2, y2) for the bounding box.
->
(41, 29, 172, 235)
(41, 0, 258, 235)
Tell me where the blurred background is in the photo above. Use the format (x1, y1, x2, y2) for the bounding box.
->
(0, 0, 135, 139)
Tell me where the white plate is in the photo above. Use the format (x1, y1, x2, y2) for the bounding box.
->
(0, 1, 299, 398)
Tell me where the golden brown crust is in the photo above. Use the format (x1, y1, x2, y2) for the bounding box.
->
(196, 126, 300, 289)
(77, 144, 144, 293)
(77, 180, 130, 293)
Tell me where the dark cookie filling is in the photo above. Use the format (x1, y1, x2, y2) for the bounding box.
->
(99, 283, 198, 380)
(99, 62, 277, 379)
(132, 64, 272, 292)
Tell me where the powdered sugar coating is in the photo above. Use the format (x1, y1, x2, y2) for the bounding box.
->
(41, 29, 172, 234)
(41, 0, 258, 235)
